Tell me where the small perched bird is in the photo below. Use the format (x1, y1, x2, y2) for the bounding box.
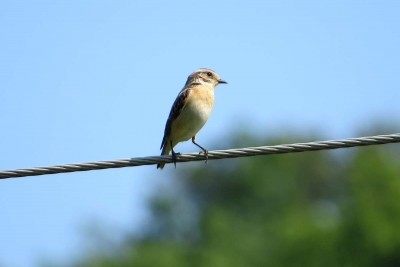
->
(157, 68, 227, 169)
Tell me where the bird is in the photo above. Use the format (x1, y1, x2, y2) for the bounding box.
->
(157, 68, 227, 169)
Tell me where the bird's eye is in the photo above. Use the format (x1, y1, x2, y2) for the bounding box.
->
(206, 72, 212, 77)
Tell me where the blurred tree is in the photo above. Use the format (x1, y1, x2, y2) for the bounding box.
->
(57, 131, 400, 267)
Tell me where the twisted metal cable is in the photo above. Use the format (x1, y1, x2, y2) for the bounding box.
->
(1, 133, 400, 179)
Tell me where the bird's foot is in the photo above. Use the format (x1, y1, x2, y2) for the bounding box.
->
(199, 149, 209, 164)
(171, 151, 181, 168)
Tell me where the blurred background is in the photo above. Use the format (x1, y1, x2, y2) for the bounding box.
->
(1, 1, 400, 266)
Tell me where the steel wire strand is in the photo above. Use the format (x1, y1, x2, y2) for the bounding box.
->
(1, 133, 399, 179)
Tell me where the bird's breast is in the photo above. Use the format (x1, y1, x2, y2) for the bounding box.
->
(170, 87, 215, 142)
(185, 87, 214, 121)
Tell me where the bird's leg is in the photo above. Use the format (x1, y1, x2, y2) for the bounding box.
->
(170, 140, 180, 168)
(192, 136, 208, 164)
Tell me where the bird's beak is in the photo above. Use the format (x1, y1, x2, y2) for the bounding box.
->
(218, 79, 227, 84)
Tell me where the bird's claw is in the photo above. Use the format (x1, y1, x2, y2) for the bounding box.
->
(199, 150, 209, 164)
(171, 151, 181, 168)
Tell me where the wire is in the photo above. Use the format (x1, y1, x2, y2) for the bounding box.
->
(1, 133, 400, 179)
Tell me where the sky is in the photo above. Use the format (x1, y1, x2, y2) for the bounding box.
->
(1, 1, 400, 266)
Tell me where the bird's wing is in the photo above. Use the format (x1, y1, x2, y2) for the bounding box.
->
(160, 88, 191, 150)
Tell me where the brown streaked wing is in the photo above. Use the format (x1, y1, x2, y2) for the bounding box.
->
(160, 88, 191, 150)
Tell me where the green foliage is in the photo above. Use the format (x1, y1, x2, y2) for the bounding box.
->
(64, 132, 400, 267)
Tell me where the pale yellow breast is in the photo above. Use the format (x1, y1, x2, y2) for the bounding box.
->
(170, 86, 215, 142)
(186, 86, 215, 116)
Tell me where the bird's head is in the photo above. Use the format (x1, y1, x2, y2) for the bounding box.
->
(186, 68, 227, 87)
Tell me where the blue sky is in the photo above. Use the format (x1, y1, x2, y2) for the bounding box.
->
(1, 1, 399, 266)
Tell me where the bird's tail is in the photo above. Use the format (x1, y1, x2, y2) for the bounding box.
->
(157, 142, 172, 169)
